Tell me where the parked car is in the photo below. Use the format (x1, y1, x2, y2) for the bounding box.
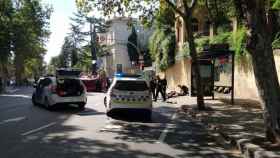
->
(104, 73, 152, 119)
(80, 76, 110, 92)
(32, 69, 87, 110)
(80, 77, 99, 92)
(80, 77, 101, 92)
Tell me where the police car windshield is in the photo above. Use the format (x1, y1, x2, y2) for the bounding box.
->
(114, 80, 148, 91)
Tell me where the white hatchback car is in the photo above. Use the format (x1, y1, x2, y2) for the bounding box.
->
(104, 74, 152, 119)
(32, 69, 87, 110)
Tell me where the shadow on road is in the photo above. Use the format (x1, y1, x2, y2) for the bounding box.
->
(106, 106, 176, 123)
(100, 105, 240, 158)
(18, 136, 175, 158)
(1, 89, 240, 158)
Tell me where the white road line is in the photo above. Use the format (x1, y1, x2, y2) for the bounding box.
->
(157, 112, 178, 143)
(21, 122, 56, 136)
(0, 94, 31, 98)
(0, 116, 26, 125)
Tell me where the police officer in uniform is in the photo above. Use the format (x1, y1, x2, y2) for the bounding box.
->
(155, 75, 167, 102)
(149, 77, 156, 100)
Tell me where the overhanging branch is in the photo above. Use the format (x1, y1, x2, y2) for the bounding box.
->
(190, 0, 197, 12)
(164, 0, 185, 18)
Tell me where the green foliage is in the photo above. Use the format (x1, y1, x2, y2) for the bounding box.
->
(272, 0, 280, 9)
(206, 0, 236, 24)
(127, 26, 138, 62)
(272, 32, 280, 49)
(149, 29, 164, 60)
(232, 26, 247, 56)
(195, 36, 210, 52)
(147, 0, 176, 71)
(179, 42, 190, 58)
(48, 9, 109, 73)
(160, 33, 176, 70)
(0, 0, 13, 68)
(75, 45, 92, 72)
(0, 0, 51, 83)
(154, 1, 175, 29)
(149, 29, 176, 71)
(210, 32, 231, 44)
(208, 26, 247, 57)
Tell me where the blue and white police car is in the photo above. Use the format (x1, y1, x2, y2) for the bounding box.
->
(104, 73, 152, 119)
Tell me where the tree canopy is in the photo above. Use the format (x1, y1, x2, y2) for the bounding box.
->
(0, 0, 52, 86)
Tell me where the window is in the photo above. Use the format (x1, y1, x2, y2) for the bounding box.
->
(114, 81, 148, 91)
(203, 20, 211, 36)
(192, 18, 199, 32)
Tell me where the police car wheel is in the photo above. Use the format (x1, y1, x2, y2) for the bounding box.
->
(78, 103, 86, 110)
(104, 97, 107, 107)
(145, 111, 152, 121)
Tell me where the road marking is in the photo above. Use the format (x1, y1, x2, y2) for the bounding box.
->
(0, 116, 26, 125)
(21, 122, 56, 136)
(157, 112, 178, 143)
(0, 94, 31, 98)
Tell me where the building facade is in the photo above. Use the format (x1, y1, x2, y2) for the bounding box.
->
(161, 1, 280, 100)
(98, 17, 153, 77)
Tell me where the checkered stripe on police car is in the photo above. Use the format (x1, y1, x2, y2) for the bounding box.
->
(114, 95, 149, 102)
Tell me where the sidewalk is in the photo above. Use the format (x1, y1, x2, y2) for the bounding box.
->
(5, 87, 20, 93)
(167, 96, 280, 158)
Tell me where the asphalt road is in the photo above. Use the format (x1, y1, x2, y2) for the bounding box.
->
(0, 87, 240, 158)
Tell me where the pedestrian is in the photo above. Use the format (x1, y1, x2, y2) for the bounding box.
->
(178, 85, 189, 96)
(155, 75, 167, 102)
(162, 76, 167, 99)
(149, 77, 156, 100)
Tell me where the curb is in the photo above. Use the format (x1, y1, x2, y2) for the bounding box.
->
(214, 129, 280, 158)
(236, 138, 280, 158)
(179, 107, 280, 158)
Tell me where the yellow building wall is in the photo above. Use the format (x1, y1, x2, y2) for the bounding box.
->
(159, 59, 191, 92)
(162, 52, 280, 100)
(230, 53, 280, 100)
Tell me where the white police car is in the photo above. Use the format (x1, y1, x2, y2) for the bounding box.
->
(32, 68, 87, 110)
(104, 73, 152, 119)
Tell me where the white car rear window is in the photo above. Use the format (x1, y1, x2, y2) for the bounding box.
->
(114, 81, 148, 91)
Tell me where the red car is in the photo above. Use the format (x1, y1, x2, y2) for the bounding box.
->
(80, 77, 101, 92)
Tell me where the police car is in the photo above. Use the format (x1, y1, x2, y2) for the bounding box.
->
(32, 68, 87, 110)
(104, 73, 152, 119)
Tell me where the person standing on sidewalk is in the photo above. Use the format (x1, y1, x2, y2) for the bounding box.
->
(155, 75, 167, 102)
(162, 76, 167, 99)
(149, 77, 156, 100)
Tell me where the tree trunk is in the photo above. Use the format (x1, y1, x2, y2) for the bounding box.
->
(2, 64, 8, 91)
(244, 0, 280, 143)
(183, 14, 205, 110)
(14, 53, 24, 86)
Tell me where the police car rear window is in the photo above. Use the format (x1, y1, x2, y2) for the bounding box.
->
(114, 81, 148, 91)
